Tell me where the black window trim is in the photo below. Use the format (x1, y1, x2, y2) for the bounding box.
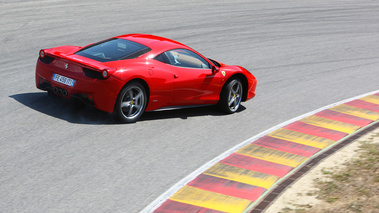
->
(153, 52, 171, 64)
(75, 38, 151, 62)
(76, 38, 116, 53)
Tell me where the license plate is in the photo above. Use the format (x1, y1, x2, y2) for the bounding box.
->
(52, 73, 75, 87)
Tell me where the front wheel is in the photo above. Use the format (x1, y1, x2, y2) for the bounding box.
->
(218, 78, 243, 113)
(115, 82, 147, 123)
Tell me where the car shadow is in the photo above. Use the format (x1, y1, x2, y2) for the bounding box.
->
(10, 92, 245, 124)
(10, 92, 115, 124)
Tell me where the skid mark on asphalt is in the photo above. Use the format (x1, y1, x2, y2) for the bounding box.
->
(152, 92, 379, 213)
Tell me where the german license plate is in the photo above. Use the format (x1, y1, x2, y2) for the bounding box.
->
(52, 73, 75, 87)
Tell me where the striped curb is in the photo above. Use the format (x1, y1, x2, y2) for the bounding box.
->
(142, 90, 379, 213)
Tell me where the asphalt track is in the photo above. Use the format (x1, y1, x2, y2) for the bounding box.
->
(1, 1, 379, 212)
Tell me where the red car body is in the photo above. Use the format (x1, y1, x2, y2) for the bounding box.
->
(36, 34, 257, 122)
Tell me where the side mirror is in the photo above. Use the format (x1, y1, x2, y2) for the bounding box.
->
(212, 66, 219, 74)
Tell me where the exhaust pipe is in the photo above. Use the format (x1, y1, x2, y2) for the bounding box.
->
(61, 89, 68, 96)
(53, 87, 68, 96)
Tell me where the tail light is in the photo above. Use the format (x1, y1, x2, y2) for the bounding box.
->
(83, 67, 116, 80)
(102, 68, 116, 79)
(102, 69, 109, 78)
(39, 49, 46, 58)
(38, 49, 55, 64)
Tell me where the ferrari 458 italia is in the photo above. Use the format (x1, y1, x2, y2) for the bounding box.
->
(35, 34, 257, 123)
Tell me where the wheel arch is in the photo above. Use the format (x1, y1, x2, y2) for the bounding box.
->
(222, 73, 249, 102)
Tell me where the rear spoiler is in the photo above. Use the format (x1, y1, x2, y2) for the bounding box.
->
(40, 46, 115, 79)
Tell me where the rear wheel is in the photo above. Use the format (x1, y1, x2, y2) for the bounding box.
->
(218, 78, 243, 113)
(115, 82, 147, 123)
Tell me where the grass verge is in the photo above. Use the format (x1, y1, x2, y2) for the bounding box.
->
(279, 130, 379, 213)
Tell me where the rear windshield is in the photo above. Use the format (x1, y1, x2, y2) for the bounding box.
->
(75, 38, 151, 62)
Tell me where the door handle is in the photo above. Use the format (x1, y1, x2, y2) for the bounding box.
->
(174, 74, 179, 79)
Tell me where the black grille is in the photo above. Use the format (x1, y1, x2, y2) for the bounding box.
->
(39, 55, 55, 64)
(83, 67, 105, 80)
(71, 94, 95, 107)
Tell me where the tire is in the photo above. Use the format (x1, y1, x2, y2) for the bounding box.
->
(218, 78, 243, 113)
(115, 82, 147, 123)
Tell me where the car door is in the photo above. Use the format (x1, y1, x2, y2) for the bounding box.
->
(147, 53, 175, 110)
(165, 49, 222, 105)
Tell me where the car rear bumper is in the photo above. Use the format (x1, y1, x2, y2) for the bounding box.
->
(35, 59, 123, 113)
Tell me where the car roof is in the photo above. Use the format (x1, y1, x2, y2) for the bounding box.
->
(115, 34, 191, 53)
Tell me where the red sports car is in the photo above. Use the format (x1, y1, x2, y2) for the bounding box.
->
(36, 34, 257, 123)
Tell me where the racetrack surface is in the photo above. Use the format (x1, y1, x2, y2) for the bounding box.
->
(1, 0, 379, 212)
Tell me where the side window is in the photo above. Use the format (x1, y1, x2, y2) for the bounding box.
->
(154, 52, 170, 64)
(166, 49, 210, 69)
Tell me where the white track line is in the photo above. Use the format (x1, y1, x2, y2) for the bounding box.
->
(140, 89, 379, 213)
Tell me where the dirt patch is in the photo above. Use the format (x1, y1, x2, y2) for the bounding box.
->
(266, 127, 379, 213)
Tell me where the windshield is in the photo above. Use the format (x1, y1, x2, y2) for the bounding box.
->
(75, 38, 151, 62)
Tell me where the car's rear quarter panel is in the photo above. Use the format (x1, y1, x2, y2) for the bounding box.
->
(109, 58, 176, 111)
(35, 50, 125, 113)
